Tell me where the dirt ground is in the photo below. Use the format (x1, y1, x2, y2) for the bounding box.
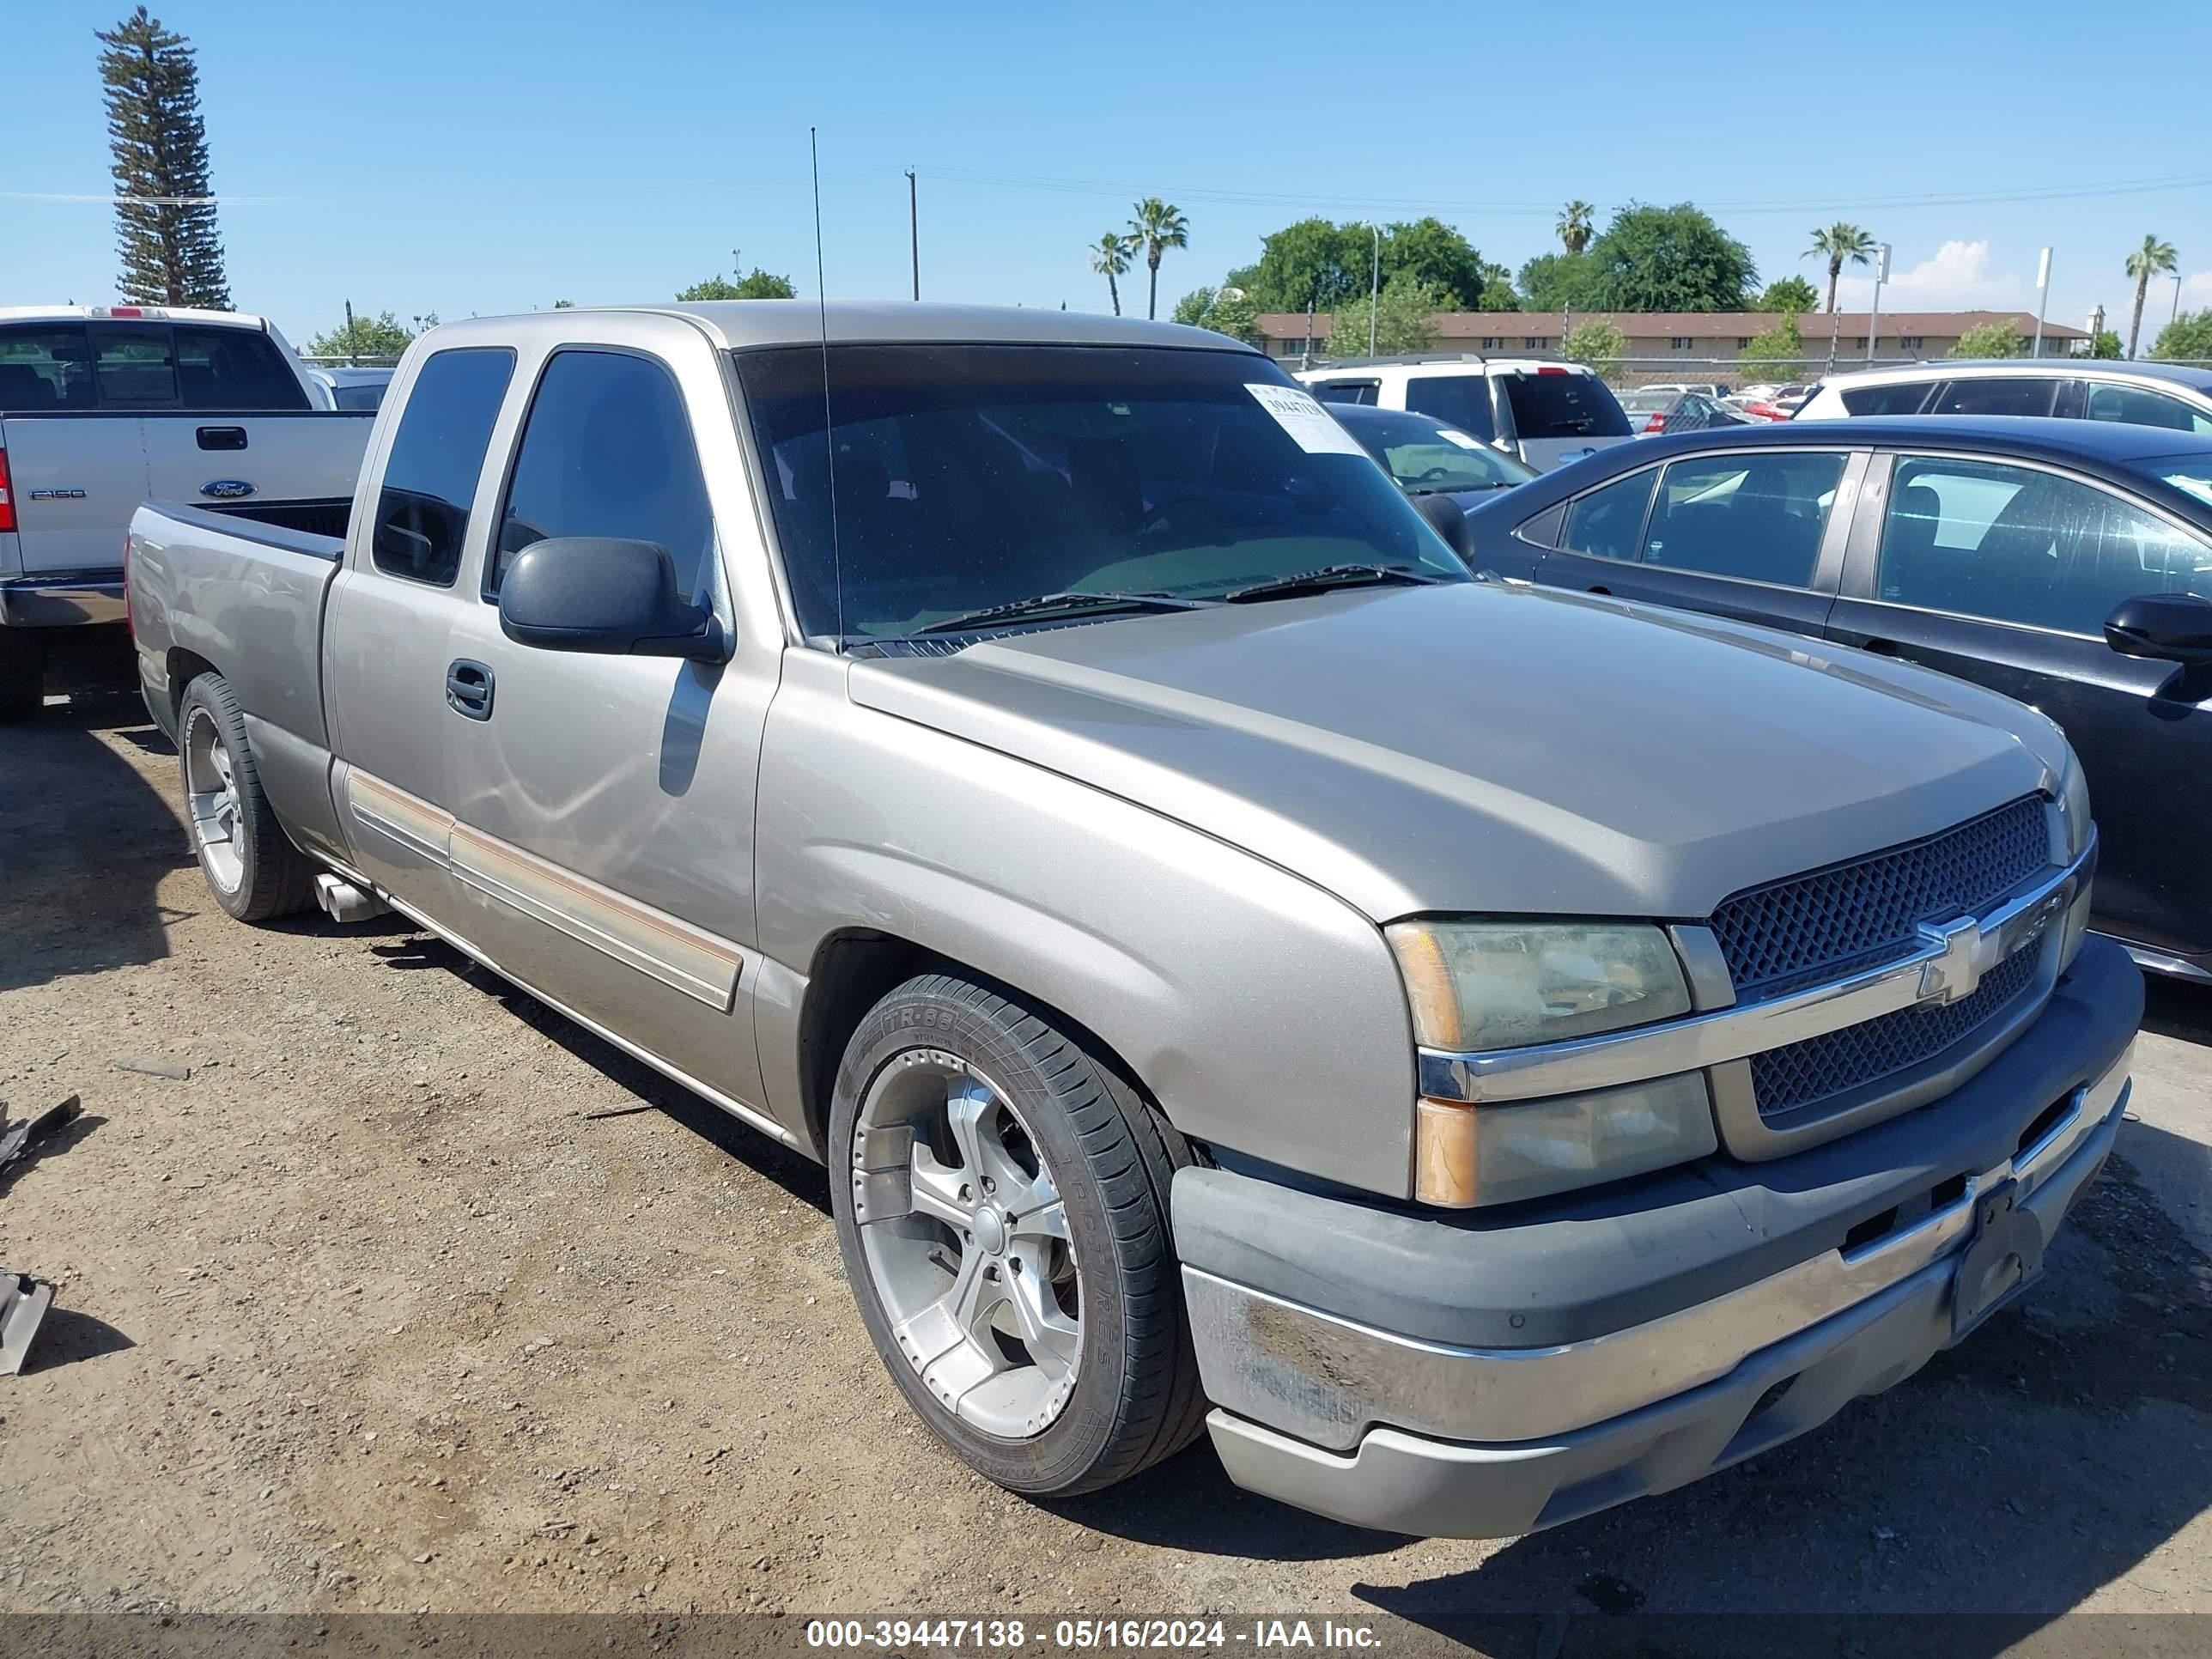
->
(3, 691, 2210, 1655)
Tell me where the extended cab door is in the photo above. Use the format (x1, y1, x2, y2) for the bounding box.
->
(1827, 449, 2212, 964)
(1534, 446, 1864, 638)
(325, 344, 520, 916)
(437, 319, 780, 1113)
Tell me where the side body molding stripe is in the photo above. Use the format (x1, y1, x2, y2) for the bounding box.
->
(343, 769, 742, 1012)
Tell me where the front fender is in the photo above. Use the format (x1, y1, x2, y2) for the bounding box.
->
(753, 653, 1419, 1199)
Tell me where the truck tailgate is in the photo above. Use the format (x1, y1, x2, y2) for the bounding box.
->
(0, 416, 152, 574)
(137, 412, 370, 550)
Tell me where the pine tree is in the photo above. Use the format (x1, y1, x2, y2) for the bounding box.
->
(96, 7, 230, 308)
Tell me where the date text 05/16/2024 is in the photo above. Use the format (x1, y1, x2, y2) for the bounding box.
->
(803, 1620, 1384, 1650)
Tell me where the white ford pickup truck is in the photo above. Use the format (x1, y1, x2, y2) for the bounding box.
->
(0, 305, 370, 719)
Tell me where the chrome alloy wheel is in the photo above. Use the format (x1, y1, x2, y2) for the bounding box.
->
(183, 705, 245, 894)
(849, 1048, 1081, 1438)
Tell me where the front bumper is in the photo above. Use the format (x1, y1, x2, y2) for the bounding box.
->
(0, 570, 126, 629)
(1175, 935, 2142, 1538)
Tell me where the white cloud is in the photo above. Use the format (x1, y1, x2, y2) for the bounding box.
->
(1832, 240, 2029, 310)
(2175, 270, 2212, 310)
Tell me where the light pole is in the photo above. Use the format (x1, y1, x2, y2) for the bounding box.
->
(1367, 222, 1381, 356)
(2032, 247, 2051, 358)
(2175, 272, 2187, 328)
(1864, 244, 1891, 366)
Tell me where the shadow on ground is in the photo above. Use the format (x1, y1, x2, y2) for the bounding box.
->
(0, 696, 192, 993)
(2142, 975, 2212, 1048)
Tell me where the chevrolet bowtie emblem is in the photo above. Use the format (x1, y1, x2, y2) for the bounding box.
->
(1917, 916, 1984, 1006)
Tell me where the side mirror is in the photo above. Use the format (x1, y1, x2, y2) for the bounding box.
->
(1413, 491, 1476, 562)
(498, 537, 724, 660)
(2104, 591, 2212, 666)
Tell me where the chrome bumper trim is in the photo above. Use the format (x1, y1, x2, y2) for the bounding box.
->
(1417, 836, 2095, 1106)
(0, 573, 127, 629)
(1188, 1044, 2129, 1451)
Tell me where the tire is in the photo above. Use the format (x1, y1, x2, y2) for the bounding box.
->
(829, 974, 1206, 1497)
(0, 635, 46, 724)
(177, 672, 317, 923)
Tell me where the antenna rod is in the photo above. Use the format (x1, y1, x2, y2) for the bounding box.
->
(906, 167, 920, 301)
(811, 126, 843, 644)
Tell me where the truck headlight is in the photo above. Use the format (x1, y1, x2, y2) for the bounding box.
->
(2057, 756, 2093, 967)
(1389, 921, 1708, 1206)
(1386, 920, 1692, 1052)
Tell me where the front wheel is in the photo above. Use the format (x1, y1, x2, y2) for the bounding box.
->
(829, 975, 1206, 1496)
(178, 672, 316, 922)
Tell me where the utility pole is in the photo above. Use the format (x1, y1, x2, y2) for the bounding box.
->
(2174, 272, 2186, 328)
(343, 297, 356, 366)
(1367, 222, 1381, 356)
(2032, 247, 2051, 358)
(905, 169, 920, 301)
(1865, 243, 1890, 366)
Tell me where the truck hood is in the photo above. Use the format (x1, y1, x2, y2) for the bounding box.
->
(847, 582, 2067, 923)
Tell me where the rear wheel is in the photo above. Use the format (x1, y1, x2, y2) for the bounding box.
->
(179, 672, 316, 922)
(0, 635, 46, 724)
(830, 975, 1206, 1496)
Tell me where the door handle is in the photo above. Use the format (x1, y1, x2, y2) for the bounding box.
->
(1587, 585, 1611, 596)
(1859, 637, 1901, 657)
(196, 426, 248, 451)
(446, 659, 495, 720)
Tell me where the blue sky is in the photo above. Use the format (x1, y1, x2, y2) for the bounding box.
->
(8, 0, 2210, 347)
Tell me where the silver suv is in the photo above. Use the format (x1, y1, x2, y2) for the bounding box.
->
(1796, 359, 2212, 434)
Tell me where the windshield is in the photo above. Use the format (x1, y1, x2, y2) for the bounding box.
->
(1502, 371, 1632, 439)
(2137, 453, 2212, 509)
(735, 343, 1468, 641)
(1342, 408, 1534, 492)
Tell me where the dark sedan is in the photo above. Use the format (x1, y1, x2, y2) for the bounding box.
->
(1462, 415, 2212, 981)
(1327, 402, 1535, 511)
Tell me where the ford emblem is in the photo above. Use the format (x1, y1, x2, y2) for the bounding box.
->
(200, 479, 257, 500)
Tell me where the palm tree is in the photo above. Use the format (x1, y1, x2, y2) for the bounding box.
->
(1087, 232, 1134, 317)
(1127, 198, 1190, 320)
(2125, 233, 2179, 359)
(1806, 222, 1878, 313)
(1557, 201, 1595, 256)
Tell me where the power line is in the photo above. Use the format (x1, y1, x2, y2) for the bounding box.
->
(913, 165, 2212, 218)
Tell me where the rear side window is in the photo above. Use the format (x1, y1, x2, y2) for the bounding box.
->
(369, 348, 516, 586)
(1402, 374, 1496, 441)
(1502, 372, 1632, 439)
(2083, 381, 2212, 435)
(1838, 381, 1933, 416)
(488, 349, 715, 597)
(1639, 452, 1848, 586)
(1929, 378, 2062, 417)
(1559, 468, 1656, 561)
(172, 325, 310, 410)
(1310, 380, 1379, 406)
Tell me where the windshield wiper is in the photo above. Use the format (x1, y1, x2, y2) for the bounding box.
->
(1221, 564, 1448, 605)
(914, 590, 1213, 635)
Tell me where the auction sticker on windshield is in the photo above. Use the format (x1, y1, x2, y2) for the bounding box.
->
(1246, 384, 1366, 456)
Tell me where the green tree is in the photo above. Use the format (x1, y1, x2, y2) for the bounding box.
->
(1562, 319, 1626, 378)
(1948, 319, 2023, 358)
(2124, 234, 2179, 359)
(1475, 261, 1519, 309)
(97, 6, 229, 307)
(1171, 285, 1263, 346)
(1589, 204, 1756, 311)
(1516, 250, 1603, 311)
(1127, 198, 1190, 320)
(677, 269, 795, 301)
(1328, 273, 1444, 358)
(1381, 217, 1488, 309)
(552, 298, 574, 309)
(307, 309, 414, 362)
(1755, 275, 1819, 313)
(2087, 328, 2124, 360)
(1556, 200, 1595, 256)
(1738, 311, 1805, 382)
(1231, 217, 1495, 313)
(2150, 309, 2212, 362)
(1806, 222, 1876, 313)
(1087, 231, 1135, 316)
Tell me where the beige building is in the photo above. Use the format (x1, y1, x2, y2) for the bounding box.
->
(1255, 310, 2089, 382)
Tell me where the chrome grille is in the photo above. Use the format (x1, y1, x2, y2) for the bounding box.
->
(1751, 942, 2041, 1118)
(1711, 795, 2050, 1001)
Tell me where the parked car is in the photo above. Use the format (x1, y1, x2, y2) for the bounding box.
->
(1623, 389, 1759, 435)
(1771, 383, 1816, 415)
(1796, 360, 2212, 434)
(1638, 380, 1730, 399)
(1323, 401, 1535, 511)
(0, 304, 371, 720)
(304, 364, 397, 411)
(1297, 355, 1635, 472)
(1463, 414, 2212, 981)
(130, 305, 2135, 1540)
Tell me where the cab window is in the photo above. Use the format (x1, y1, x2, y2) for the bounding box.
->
(1558, 468, 1656, 562)
(368, 348, 516, 586)
(1639, 452, 1847, 586)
